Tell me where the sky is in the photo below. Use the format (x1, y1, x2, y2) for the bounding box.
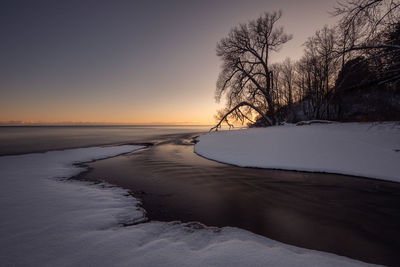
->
(0, 0, 339, 125)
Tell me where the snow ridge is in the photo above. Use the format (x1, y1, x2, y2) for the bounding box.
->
(195, 122, 400, 182)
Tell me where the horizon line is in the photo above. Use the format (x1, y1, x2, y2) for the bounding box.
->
(0, 121, 214, 126)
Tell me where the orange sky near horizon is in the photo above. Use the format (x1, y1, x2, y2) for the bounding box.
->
(0, 85, 219, 125)
(0, 0, 338, 125)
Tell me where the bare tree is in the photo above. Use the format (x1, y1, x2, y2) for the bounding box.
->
(333, 0, 400, 84)
(271, 58, 298, 121)
(334, 0, 400, 43)
(213, 11, 292, 130)
(299, 36, 328, 119)
(281, 58, 295, 112)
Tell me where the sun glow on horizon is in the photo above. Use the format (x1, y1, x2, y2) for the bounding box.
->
(0, 119, 215, 126)
(0, 0, 338, 126)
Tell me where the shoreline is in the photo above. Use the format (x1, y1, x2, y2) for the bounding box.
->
(77, 133, 400, 266)
(194, 150, 400, 185)
(0, 142, 152, 157)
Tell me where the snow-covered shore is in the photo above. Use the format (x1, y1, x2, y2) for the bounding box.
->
(0, 145, 377, 266)
(195, 122, 400, 182)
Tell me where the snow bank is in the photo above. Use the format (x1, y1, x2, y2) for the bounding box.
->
(195, 122, 400, 182)
(0, 146, 377, 266)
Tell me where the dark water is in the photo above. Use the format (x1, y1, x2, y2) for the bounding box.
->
(0, 125, 211, 155)
(80, 134, 400, 266)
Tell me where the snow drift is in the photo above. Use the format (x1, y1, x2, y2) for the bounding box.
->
(195, 122, 400, 182)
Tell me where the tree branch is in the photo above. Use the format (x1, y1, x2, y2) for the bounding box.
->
(210, 101, 272, 132)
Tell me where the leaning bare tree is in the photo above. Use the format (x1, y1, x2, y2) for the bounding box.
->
(211, 11, 292, 131)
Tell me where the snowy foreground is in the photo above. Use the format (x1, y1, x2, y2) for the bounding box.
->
(195, 122, 400, 182)
(0, 146, 378, 266)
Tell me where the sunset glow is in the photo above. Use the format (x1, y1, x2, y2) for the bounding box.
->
(0, 0, 338, 125)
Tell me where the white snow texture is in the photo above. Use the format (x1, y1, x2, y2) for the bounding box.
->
(0, 145, 378, 266)
(195, 122, 400, 182)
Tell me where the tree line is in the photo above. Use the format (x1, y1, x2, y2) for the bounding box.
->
(212, 0, 400, 130)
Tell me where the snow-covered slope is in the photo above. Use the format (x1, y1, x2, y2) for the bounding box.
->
(195, 122, 400, 182)
(0, 145, 377, 266)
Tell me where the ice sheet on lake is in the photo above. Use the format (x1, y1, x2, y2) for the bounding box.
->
(0, 145, 377, 266)
(195, 122, 400, 182)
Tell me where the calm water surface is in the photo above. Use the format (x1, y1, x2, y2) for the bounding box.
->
(0, 125, 211, 155)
